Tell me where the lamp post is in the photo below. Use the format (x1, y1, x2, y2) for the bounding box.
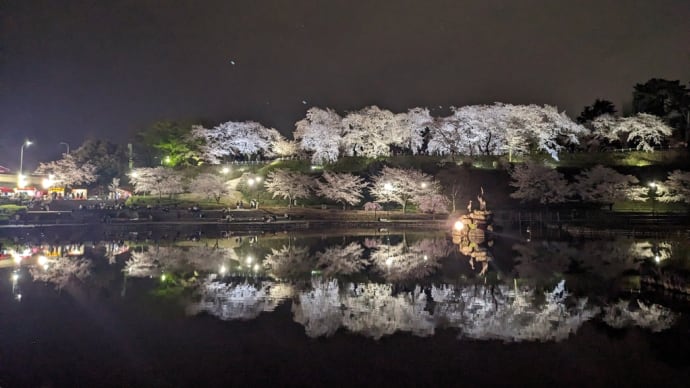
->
(59, 142, 70, 154)
(18, 140, 32, 188)
(648, 182, 657, 217)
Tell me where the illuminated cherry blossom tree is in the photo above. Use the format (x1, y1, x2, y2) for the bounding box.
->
(396, 107, 434, 154)
(264, 169, 313, 207)
(342, 105, 400, 158)
(592, 113, 673, 151)
(602, 299, 676, 332)
(192, 121, 281, 163)
(294, 107, 344, 164)
(314, 171, 368, 209)
(35, 153, 97, 187)
(370, 166, 438, 212)
(128, 167, 184, 198)
(189, 173, 229, 203)
(574, 165, 641, 204)
(509, 161, 570, 204)
(658, 170, 690, 203)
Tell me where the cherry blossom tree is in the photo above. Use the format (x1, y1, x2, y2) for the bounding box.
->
(30, 256, 92, 290)
(395, 107, 434, 154)
(128, 167, 184, 199)
(370, 166, 438, 212)
(314, 171, 368, 209)
(592, 113, 673, 151)
(272, 137, 299, 159)
(658, 170, 690, 203)
(417, 193, 450, 214)
(363, 202, 383, 211)
(509, 161, 571, 204)
(189, 173, 229, 203)
(294, 107, 344, 164)
(342, 106, 400, 158)
(123, 250, 160, 278)
(315, 242, 366, 277)
(192, 121, 281, 163)
(264, 169, 312, 207)
(34, 153, 97, 187)
(574, 165, 641, 205)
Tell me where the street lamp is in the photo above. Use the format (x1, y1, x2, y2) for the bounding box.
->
(18, 140, 32, 188)
(648, 182, 657, 217)
(59, 142, 70, 154)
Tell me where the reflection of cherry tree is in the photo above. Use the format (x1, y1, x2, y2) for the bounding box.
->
(264, 245, 311, 279)
(187, 276, 293, 320)
(30, 257, 92, 290)
(124, 246, 236, 277)
(513, 238, 648, 280)
(292, 279, 342, 338)
(315, 242, 366, 277)
(124, 251, 160, 277)
(433, 281, 599, 342)
(603, 300, 676, 332)
(341, 284, 434, 339)
(371, 238, 450, 281)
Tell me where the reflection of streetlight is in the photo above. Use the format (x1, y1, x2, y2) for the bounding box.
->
(18, 140, 32, 188)
(164, 156, 171, 164)
(221, 166, 230, 174)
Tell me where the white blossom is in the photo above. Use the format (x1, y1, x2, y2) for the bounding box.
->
(30, 256, 92, 290)
(35, 153, 97, 187)
(509, 161, 570, 204)
(370, 166, 438, 212)
(264, 169, 312, 207)
(294, 108, 344, 164)
(574, 165, 641, 203)
(129, 167, 184, 198)
(189, 173, 230, 203)
(315, 242, 367, 277)
(314, 171, 368, 209)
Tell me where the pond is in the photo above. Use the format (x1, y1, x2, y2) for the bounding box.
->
(1, 226, 689, 386)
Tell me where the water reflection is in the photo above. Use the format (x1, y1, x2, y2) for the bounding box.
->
(2, 231, 686, 342)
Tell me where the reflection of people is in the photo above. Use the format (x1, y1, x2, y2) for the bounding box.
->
(467, 200, 472, 213)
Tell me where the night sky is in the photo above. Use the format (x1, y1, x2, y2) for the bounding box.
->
(1, 0, 688, 170)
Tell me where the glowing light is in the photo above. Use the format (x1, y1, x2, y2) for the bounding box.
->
(219, 265, 227, 275)
(164, 156, 171, 164)
(11, 273, 19, 282)
(248, 178, 255, 186)
(246, 256, 253, 265)
(255, 176, 262, 183)
(421, 182, 427, 188)
(423, 255, 428, 261)
(253, 264, 260, 272)
(385, 257, 393, 267)
(384, 182, 393, 191)
(38, 255, 48, 266)
(453, 220, 464, 231)
(654, 255, 661, 263)
(161, 274, 167, 282)
(221, 167, 230, 174)
(648, 182, 657, 188)
(13, 254, 22, 265)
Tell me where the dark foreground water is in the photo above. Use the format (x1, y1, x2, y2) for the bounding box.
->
(1, 227, 689, 387)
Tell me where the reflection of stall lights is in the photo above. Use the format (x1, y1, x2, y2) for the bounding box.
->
(453, 220, 464, 231)
(13, 254, 22, 265)
(219, 265, 227, 275)
(15, 294, 22, 301)
(11, 273, 19, 282)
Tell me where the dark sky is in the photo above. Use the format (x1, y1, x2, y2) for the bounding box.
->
(1, 0, 688, 170)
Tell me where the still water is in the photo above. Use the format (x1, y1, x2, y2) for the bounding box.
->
(1, 227, 689, 386)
